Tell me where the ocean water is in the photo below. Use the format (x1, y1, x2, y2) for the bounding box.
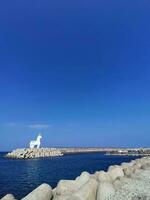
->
(0, 152, 140, 199)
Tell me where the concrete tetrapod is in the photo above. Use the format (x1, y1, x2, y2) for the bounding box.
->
(97, 171, 111, 183)
(97, 181, 115, 200)
(107, 166, 124, 181)
(70, 178, 98, 200)
(21, 184, 52, 200)
(1, 194, 16, 200)
(54, 171, 90, 198)
(55, 180, 79, 196)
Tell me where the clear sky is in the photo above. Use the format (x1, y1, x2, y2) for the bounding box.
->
(0, 0, 150, 151)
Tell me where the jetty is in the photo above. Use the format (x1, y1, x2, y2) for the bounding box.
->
(6, 147, 150, 159)
(6, 148, 63, 159)
(106, 148, 150, 156)
(2, 156, 150, 200)
(6, 135, 64, 159)
(6, 134, 150, 159)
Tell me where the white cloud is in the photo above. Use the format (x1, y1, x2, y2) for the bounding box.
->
(28, 124, 52, 129)
(2, 122, 52, 130)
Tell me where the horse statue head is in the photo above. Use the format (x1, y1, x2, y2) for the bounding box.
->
(37, 134, 42, 140)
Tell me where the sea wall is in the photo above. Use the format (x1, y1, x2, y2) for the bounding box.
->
(2, 156, 150, 200)
(6, 147, 150, 159)
(6, 148, 63, 159)
(54, 147, 150, 156)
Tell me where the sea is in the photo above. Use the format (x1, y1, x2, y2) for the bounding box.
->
(0, 152, 140, 199)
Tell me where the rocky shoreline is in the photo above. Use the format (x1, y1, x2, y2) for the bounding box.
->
(6, 148, 63, 159)
(2, 156, 150, 200)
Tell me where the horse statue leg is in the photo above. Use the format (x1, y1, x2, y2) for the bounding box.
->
(37, 143, 40, 149)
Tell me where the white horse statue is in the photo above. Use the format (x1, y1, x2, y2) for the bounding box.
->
(29, 134, 42, 149)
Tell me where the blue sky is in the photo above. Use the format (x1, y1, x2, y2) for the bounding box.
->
(0, 0, 150, 150)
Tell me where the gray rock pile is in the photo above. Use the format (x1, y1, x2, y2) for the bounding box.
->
(2, 156, 150, 200)
(6, 148, 63, 159)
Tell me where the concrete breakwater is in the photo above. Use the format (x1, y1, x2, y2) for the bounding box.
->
(6, 147, 150, 159)
(6, 148, 63, 159)
(59, 147, 150, 156)
(5, 147, 106, 159)
(106, 148, 150, 156)
(2, 156, 150, 200)
(59, 147, 107, 153)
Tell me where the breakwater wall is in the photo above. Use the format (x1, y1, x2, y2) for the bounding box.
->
(106, 148, 150, 156)
(2, 156, 150, 200)
(59, 147, 108, 154)
(5, 147, 106, 159)
(58, 147, 150, 156)
(6, 148, 63, 159)
(6, 147, 150, 159)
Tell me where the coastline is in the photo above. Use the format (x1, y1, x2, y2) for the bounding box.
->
(6, 147, 150, 159)
(2, 155, 150, 200)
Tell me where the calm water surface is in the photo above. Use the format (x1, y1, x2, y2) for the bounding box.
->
(0, 152, 140, 199)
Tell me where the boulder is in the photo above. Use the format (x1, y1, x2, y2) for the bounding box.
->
(55, 172, 90, 198)
(108, 166, 124, 181)
(97, 181, 115, 200)
(90, 174, 98, 180)
(55, 172, 90, 197)
(97, 171, 111, 182)
(55, 180, 79, 196)
(53, 195, 71, 200)
(1, 194, 16, 200)
(123, 166, 135, 177)
(134, 168, 143, 175)
(141, 163, 150, 170)
(21, 183, 52, 200)
(121, 162, 134, 170)
(113, 178, 121, 189)
(75, 171, 90, 186)
(71, 178, 98, 200)
(6, 148, 63, 159)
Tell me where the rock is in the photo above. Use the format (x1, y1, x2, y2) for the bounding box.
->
(123, 164, 142, 178)
(134, 168, 143, 175)
(55, 172, 90, 197)
(121, 162, 134, 170)
(4, 154, 150, 200)
(97, 181, 115, 200)
(123, 166, 135, 177)
(21, 183, 52, 200)
(90, 174, 98, 180)
(75, 171, 90, 186)
(52, 188, 56, 196)
(53, 195, 71, 200)
(55, 180, 79, 196)
(113, 178, 121, 189)
(94, 171, 99, 178)
(108, 166, 124, 181)
(71, 178, 98, 200)
(1, 194, 16, 200)
(6, 148, 63, 159)
(97, 171, 111, 182)
(141, 163, 150, 170)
